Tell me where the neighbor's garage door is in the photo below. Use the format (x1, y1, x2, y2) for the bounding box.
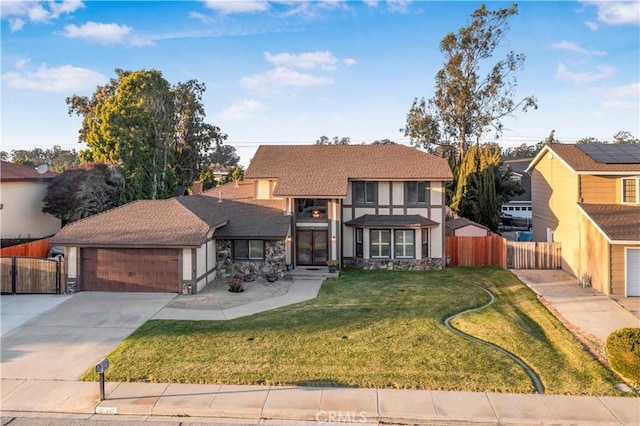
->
(81, 248, 180, 292)
(627, 248, 640, 297)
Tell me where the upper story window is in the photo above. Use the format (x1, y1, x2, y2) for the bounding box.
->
(296, 199, 328, 219)
(406, 181, 428, 204)
(622, 178, 639, 204)
(354, 181, 377, 204)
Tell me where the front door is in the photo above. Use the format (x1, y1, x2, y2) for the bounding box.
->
(297, 230, 328, 266)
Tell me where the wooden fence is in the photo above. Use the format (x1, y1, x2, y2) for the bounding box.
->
(446, 235, 561, 270)
(1, 256, 62, 294)
(0, 238, 51, 258)
(446, 234, 507, 268)
(507, 241, 562, 269)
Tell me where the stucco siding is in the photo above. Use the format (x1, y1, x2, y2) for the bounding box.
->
(531, 153, 580, 277)
(579, 213, 610, 295)
(580, 175, 617, 204)
(255, 180, 272, 199)
(392, 182, 404, 205)
(0, 181, 61, 239)
(430, 182, 443, 205)
(378, 182, 390, 205)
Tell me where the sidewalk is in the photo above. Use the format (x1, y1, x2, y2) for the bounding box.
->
(2, 378, 639, 425)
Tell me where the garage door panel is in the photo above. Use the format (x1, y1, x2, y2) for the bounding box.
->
(82, 248, 179, 292)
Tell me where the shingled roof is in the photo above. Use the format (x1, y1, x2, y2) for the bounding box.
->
(51, 198, 228, 248)
(579, 204, 640, 242)
(344, 214, 438, 228)
(528, 144, 640, 174)
(245, 144, 453, 197)
(1, 161, 57, 181)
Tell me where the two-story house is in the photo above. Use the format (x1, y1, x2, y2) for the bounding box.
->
(52, 144, 452, 293)
(527, 143, 640, 297)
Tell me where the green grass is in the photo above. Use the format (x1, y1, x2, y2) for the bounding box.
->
(83, 267, 624, 395)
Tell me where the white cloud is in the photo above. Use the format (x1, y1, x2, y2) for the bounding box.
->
(9, 17, 25, 32)
(240, 67, 332, 95)
(590, 82, 640, 110)
(584, 20, 599, 31)
(203, 1, 269, 14)
(582, 1, 640, 25)
(556, 63, 615, 85)
(15, 58, 29, 69)
(189, 11, 215, 23)
(387, 0, 412, 13)
(363, 0, 379, 7)
(343, 58, 357, 66)
(1, 0, 84, 29)
(550, 40, 606, 57)
(64, 22, 131, 45)
(2, 64, 106, 93)
(265, 51, 338, 71)
(217, 99, 265, 121)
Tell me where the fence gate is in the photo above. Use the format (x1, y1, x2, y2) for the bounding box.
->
(507, 242, 561, 269)
(1, 257, 61, 294)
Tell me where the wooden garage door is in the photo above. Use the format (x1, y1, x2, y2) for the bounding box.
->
(81, 248, 180, 292)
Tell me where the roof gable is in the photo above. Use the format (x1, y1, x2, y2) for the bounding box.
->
(527, 144, 640, 174)
(245, 145, 453, 197)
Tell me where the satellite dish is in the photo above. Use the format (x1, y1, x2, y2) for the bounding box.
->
(35, 164, 48, 174)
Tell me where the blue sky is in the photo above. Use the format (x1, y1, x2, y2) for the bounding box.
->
(2, 1, 639, 166)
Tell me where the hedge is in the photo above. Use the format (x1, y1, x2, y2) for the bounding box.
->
(606, 328, 640, 385)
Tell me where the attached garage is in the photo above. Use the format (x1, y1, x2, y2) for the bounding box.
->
(51, 196, 229, 294)
(627, 248, 640, 297)
(81, 248, 180, 292)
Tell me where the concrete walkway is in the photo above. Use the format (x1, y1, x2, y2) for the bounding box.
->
(511, 269, 639, 344)
(3, 272, 640, 425)
(153, 278, 323, 320)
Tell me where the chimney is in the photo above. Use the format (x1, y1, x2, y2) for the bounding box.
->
(192, 181, 203, 195)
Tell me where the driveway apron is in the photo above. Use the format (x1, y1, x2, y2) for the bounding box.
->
(0, 292, 175, 380)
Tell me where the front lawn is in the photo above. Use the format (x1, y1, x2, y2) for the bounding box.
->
(84, 267, 623, 395)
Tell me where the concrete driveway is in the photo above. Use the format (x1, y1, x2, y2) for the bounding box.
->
(1, 292, 175, 380)
(511, 269, 639, 343)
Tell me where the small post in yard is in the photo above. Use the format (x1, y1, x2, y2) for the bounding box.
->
(94, 358, 110, 401)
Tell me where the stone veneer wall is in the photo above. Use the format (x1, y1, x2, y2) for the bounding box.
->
(342, 257, 444, 271)
(216, 239, 287, 279)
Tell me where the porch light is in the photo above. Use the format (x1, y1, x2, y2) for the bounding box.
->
(312, 210, 320, 218)
(286, 235, 292, 243)
(331, 235, 337, 242)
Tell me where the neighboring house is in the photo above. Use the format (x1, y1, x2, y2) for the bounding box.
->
(446, 217, 490, 237)
(527, 143, 640, 297)
(500, 158, 532, 228)
(52, 144, 452, 293)
(0, 161, 60, 242)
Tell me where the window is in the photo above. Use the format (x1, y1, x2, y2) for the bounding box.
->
(355, 228, 364, 258)
(296, 199, 328, 219)
(422, 229, 429, 258)
(394, 230, 415, 258)
(622, 178, 639, 204)
(370, 230, 390, 258)
(354, 181, 377, 204)
(233, 240, 264, 260)
(406, 181, 428, 204)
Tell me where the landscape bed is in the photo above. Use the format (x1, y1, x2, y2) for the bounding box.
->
(83, 267, 626, 395)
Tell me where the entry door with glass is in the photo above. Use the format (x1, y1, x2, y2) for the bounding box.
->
(296, 230, 328, 266)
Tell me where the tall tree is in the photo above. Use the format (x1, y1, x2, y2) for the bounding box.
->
(42, 162, 124, 225)
(205, 144, 240, 168)
(173, 79, 227, 186)
(403, 3, 537, 158)
(67, 68, 227, 202)
(612, 131, 639, 144)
